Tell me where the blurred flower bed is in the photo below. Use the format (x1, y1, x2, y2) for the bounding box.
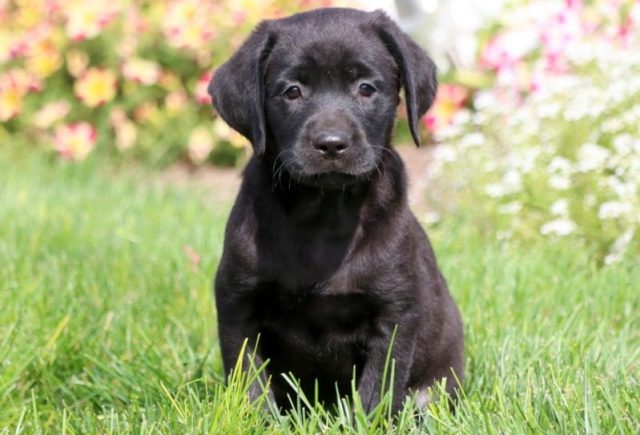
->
(426, 0, 640, 263)
(0, 0, 333, 166)
(2, 0, 638, 261)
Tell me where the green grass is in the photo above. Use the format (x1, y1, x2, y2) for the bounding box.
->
(1, 150, 638, 433)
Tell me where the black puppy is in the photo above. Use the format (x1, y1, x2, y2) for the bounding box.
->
(209, 8, 463, 413)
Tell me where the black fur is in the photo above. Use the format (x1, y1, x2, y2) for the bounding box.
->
(209, 8, 463, 413)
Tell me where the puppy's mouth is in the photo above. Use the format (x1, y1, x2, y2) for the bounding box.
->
(284, 157, 378, 189)
(296, 171, 371, 189)
(278, 145, 378, 187)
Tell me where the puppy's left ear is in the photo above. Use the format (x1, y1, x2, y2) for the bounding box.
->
(373, 11, 437, 147)
(207, 21, 276, 156)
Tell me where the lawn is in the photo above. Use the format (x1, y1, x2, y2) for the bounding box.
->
(1, 149, 638, 434)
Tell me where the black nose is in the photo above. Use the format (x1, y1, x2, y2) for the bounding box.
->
(313, 131, 350, 158)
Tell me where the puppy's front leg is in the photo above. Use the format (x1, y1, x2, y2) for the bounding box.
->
(357, 322, 417, 414)
(215, 286, 273, 405)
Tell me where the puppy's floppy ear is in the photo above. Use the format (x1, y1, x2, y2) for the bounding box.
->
(373, 11, 437, 147)
(208, 21, 276, 156)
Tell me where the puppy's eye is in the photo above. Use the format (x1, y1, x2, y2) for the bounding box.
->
(358, 83, 376, 97)
(284, 86, 302, 100)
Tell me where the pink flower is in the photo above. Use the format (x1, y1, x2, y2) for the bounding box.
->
(565, 0, 582, 10)
(195, 71, 212, 105)
(33, 100, 71, 129)
(422, 85, 469, 134)
(539, 6, 583, 73)
(479, 35, 511, 72)
(64, 3, 118, 41)
(162, 0, 215, 51)
(165, 91, 188, 113)
(616, 15, 634, 46)
(122, 58, 161, 86)
(54, 122, 97, 161)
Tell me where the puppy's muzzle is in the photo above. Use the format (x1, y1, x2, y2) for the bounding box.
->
(312, 131, 350, 159)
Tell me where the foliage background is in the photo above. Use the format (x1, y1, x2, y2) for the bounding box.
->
(3, 0, 638, 264)
(1, 0, 639, 432)
(424, 0, 640, 263)
(0, 0, 341, 167)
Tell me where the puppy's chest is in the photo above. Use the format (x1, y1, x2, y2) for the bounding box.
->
(253, 284, 380, 339)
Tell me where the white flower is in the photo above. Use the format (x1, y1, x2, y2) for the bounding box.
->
(434, 145, 457, 162)
(436, 125, 463, 140)
(451, 109, 472, 126)
(485, 170, 522, 197)
(548, 156, 572, 174)
(600, 118, 624, 133)
(598, 201, 633, 219)
(605, 177, 637, 198)
(540, 218, 577, 236)
(576, 142, 609, 172)
(423, 211, 441, 224)
(550, 176, 571, 190)
(550, 199, 569, 216)
(460, 132, 485, 148)
(473, 90, 499, 110)
(513, 148, 540, 173)
(604, 229, 635, 265)
(503, 170, 522, 189)
(613, 134, 634, 155)
(498, 201, 522, 214)
(535, 101, 561, 119)
(496, 229, 513, 241)
(485, 183, 508, 198)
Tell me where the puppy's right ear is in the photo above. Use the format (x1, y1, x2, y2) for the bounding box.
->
(208, 22, 276, 157)
(372, 11, 438, 147)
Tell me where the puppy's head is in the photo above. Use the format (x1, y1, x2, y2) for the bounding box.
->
(209, 8, 437, 188)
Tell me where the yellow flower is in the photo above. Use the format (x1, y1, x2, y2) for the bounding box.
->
(53, 122, 97, 161)
(25, 39, 62, 78)
(165, 91, 187, 114)
(158, 71, 181, 91)
(15, 0, 45, 28)
(0, 83, 23, 121)
(0, 69, 35, 121)
(66, 49, 89, 78)
(213, 117, 247, 149)
(133, 102, 162, 126)
(114, 120, 137, 151)
(188, 126, 213, 164)
(74, 68, 117, 107)
(0, 31, 12, 63)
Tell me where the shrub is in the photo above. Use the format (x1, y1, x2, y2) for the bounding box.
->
(427, 0, 640, 263)
(0, 0, 334, 166)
